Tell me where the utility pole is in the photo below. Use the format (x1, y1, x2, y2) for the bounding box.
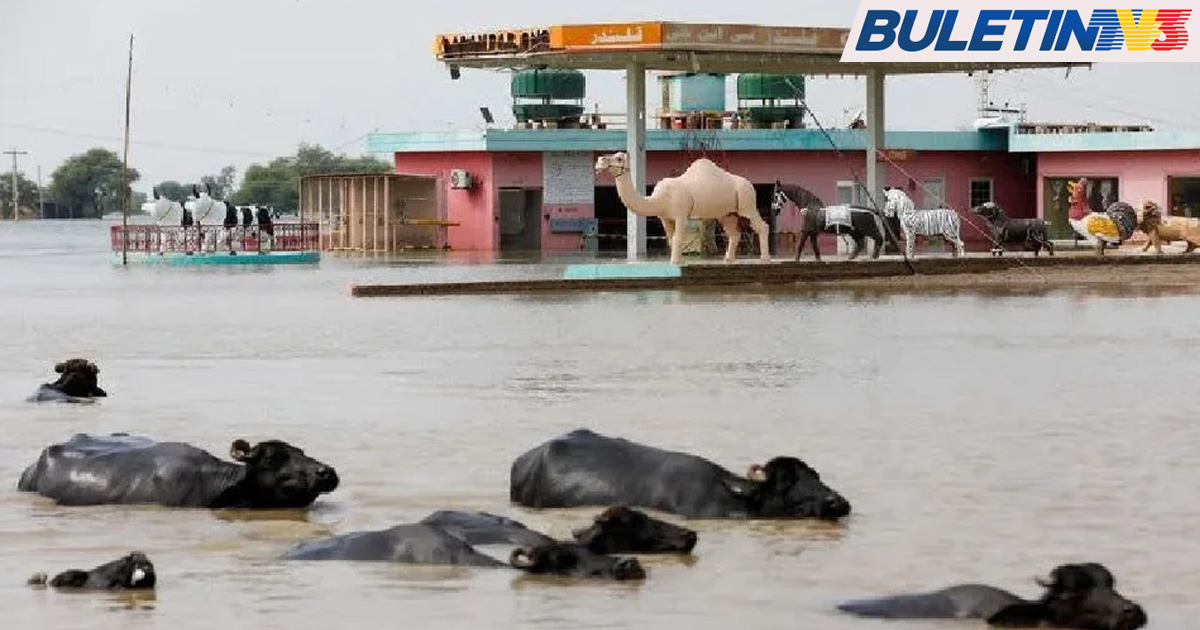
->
(37, 165, 44, 218)
(3, 149, 28, 221)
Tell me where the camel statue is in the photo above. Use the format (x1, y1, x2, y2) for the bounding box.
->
(594, 152, 771, 265)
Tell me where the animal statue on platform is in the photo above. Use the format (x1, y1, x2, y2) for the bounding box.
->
(772, 181, 897, 261)
(970, 201, 1054, 257)
(881, 187, 965, 258)
(187, 184, 234, 252)
(1066, 178, 1138, 255)
(150, 188, 189, 254)
(1137, 200, 1200, 255)
(594, 152, 771, 266)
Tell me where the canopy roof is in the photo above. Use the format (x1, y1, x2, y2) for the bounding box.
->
(433, 21, 1091, 75)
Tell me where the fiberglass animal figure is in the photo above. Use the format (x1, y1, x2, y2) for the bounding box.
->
(836, 562, 1146, 630)
(27, 552, 156, 591)
(26, 358, 107, 403)
(971, 201, 1055, 257)
(594, 152, 771, 266)
(509, 428, 851, 520)
(773, 181, 897, 261)
(18, 432, 339, 509)
(1066, 179, 1138, 256)
(1137, 200, 1200, 255)
(882, 187, 965, 258)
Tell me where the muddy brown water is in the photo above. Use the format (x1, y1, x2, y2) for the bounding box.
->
(1, 221, 1198, 629)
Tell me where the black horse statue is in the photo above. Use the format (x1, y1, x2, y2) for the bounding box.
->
(772, 181, 898, 261)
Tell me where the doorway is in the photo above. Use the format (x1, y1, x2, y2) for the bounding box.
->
(1168, 177, 1200, 218)
(499, 187, 543, 253)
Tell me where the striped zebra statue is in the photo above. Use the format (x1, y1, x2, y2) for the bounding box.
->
(882, 187, 965, 258)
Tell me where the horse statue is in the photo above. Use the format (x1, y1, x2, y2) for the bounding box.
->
(1066, 178, 1137, 255)
(772, 181, 897, 261)
(881, 187, 965, 258)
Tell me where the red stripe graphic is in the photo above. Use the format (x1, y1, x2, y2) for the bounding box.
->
(1152, 9, 1191, 51)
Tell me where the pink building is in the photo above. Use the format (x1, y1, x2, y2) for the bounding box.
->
(368, 125, 1200, 255)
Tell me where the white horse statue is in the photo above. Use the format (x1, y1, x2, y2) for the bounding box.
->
(882, 187, 965, 258)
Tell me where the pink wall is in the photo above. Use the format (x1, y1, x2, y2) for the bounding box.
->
(394, 148, 1033, 251)
(1036, 150, 1200, 218)
(393, 152, 496, 251)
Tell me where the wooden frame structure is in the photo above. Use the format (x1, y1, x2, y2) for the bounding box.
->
(299, 173, 456, 253)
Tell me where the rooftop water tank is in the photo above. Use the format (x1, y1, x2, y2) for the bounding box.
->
(736, 74, 806, 128)
(511, 69, 586, 126)
(660, 73, 726, 112)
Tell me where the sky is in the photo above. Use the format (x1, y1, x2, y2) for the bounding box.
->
(2, 0, 1198, 192)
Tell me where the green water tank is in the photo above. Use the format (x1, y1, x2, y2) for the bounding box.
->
(511, 69, 586, 124)
(511, 69, 586, 100)
(736, 74, 804, 101)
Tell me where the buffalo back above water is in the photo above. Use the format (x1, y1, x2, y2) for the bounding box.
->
(17, 433, 339, 509)
(509, 429, 850, 520)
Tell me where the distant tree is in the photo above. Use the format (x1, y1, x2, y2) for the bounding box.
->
(153, 180, 190, 201)
(199, 165, 237, 199)
(234, 144, 390, 212)
(0, 171, 40, 219)
(48, 148, 140, 219)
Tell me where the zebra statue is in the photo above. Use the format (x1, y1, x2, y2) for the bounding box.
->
(882, 187, 965, 258)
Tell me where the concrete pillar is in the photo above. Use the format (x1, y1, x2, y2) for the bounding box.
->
(865, 70, 886, 210)
(625, 62, 647, 260)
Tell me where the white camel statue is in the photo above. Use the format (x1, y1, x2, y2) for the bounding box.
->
(594, 152, 771, 265)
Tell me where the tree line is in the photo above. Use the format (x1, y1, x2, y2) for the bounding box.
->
(0, 143, 391, 220)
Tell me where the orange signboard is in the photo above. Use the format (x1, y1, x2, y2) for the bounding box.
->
(549, 22, 664, 50)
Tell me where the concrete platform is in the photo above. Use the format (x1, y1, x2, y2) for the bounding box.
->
(349, 252, 1200, 298)
(112, 251, 320, 267)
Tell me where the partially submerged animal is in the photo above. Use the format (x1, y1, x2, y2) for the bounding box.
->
(26, 358, 107, 403)
(18, 433, 339, 509)
(282, 509, 648, 581)
(28, 552, 156, 591)
(836, 562, 1146, 629)
(1137, 200, 1200, 255)
(510, 428, 851, 520)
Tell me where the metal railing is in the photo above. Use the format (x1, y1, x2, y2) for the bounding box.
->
(110, 223, 321, 255)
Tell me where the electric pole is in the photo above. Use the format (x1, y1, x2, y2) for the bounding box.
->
(3, 149, 28, 221)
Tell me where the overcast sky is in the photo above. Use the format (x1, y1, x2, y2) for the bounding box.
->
(2, 0, 1197, 191)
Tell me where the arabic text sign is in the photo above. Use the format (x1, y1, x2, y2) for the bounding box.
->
(661, 23, 850, 52)
(551, 23, 664, 50)
(842, 1, 1198, 62)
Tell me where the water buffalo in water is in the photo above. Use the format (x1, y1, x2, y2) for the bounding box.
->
(27, 552, 156, 591)
(283, 510, 646, 581)
(836, 563, 1147, 630)
(510, 429, 851, 520)
(26, 358, 107, 403)
(570, 505, 697, 554)
(17, 433, 339, 509)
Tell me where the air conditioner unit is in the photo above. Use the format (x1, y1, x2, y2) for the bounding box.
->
(449, 169, 474, 189)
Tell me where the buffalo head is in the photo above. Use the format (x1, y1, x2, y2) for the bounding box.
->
(571, 506, 697, 554)
(509, 543, 646, 581)
(51, 358, 105, 398)
(731, 456, 851, 520)
(28, 551, 156, 590)
(988, 563, 1146, 630)
(229, 439, 339, 508)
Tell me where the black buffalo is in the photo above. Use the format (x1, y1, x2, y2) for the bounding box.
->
(571, 505, 697, 554)
(27, 358, 107, 403)
(283, 510, 645, 581)
(836, 563, 1147, 630)
(28, 551, 156, 591)
(510, 429, 851, 520)
(17, 433, 339, 509)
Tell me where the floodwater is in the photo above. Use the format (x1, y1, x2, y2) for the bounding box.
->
(1, 220, 1198, 630)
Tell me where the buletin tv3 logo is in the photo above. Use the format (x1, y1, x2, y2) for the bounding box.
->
(841, 4, 1197, 61)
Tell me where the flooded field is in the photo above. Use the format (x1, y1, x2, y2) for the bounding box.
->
(1, 220, 1197, 629)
